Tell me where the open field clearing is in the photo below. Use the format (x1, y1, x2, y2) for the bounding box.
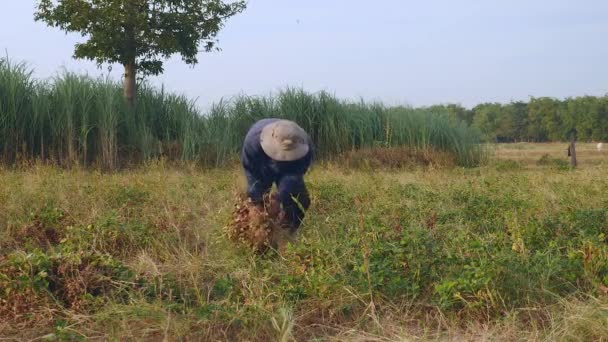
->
(1, 158, 607, 341)
(495, 142, 608, 168)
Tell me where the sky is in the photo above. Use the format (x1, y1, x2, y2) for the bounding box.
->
(1, 0, 608, 110)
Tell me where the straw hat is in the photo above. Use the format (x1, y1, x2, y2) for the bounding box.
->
(260, 120, 309, 161)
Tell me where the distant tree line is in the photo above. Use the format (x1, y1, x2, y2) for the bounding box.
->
(429, 96, 608, 142)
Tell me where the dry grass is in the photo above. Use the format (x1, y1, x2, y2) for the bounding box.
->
(494, 142, 608, 167)
(331, 147, 457, 170)
(0, 156, 607, 340)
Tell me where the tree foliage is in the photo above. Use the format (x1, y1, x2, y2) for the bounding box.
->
(35, 0, 246, 77)
(432, 96, 608, 142)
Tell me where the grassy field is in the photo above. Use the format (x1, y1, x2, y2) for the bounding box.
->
(0, 145, 607, 341)
(495, 142, 607, 168)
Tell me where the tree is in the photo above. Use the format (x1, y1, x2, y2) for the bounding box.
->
(575, 96, 603, 141)
(472, 103, 502, 142)
(504, 101, 528, 141)
(446, 104, 474, 126)
(35, 0, 246, 106)
(526, 97, 557, 142)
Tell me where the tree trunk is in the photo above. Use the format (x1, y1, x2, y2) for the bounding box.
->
(569, 138, 577, 168)
(124, 61, 136, 107)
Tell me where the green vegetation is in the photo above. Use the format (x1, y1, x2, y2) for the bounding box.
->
(433, 97, 608, 143)
(35, 0, 246, 104)
(2, 56, 606, 339)
(0, 57, 485, 168)
(1, 155, 607, 340)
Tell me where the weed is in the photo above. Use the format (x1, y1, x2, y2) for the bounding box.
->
(1, 57, 485, 169)
(1, 162, 607, 340)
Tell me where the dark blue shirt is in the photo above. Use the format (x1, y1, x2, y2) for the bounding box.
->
(240, 119, 314, 229)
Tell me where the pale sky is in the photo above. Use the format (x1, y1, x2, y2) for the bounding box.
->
(1, 1, 607, 109)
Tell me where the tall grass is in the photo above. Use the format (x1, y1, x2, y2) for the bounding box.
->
(0, 57, 485, 168)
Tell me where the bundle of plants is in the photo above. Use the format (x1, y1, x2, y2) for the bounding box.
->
(225, 193, 293, 253)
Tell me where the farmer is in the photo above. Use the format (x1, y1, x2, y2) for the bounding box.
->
(241, 118, 313, 232)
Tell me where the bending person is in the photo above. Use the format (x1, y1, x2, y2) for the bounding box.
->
(241, 119, 313, 231)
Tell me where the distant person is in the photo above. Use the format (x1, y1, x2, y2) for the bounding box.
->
(241, 119, 313, 232)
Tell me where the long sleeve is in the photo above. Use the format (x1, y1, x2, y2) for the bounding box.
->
(241, 119, 277, 177)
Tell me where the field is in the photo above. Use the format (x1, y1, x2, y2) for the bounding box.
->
(1, 144, 607, 341)
(495, 142, 606, 168)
